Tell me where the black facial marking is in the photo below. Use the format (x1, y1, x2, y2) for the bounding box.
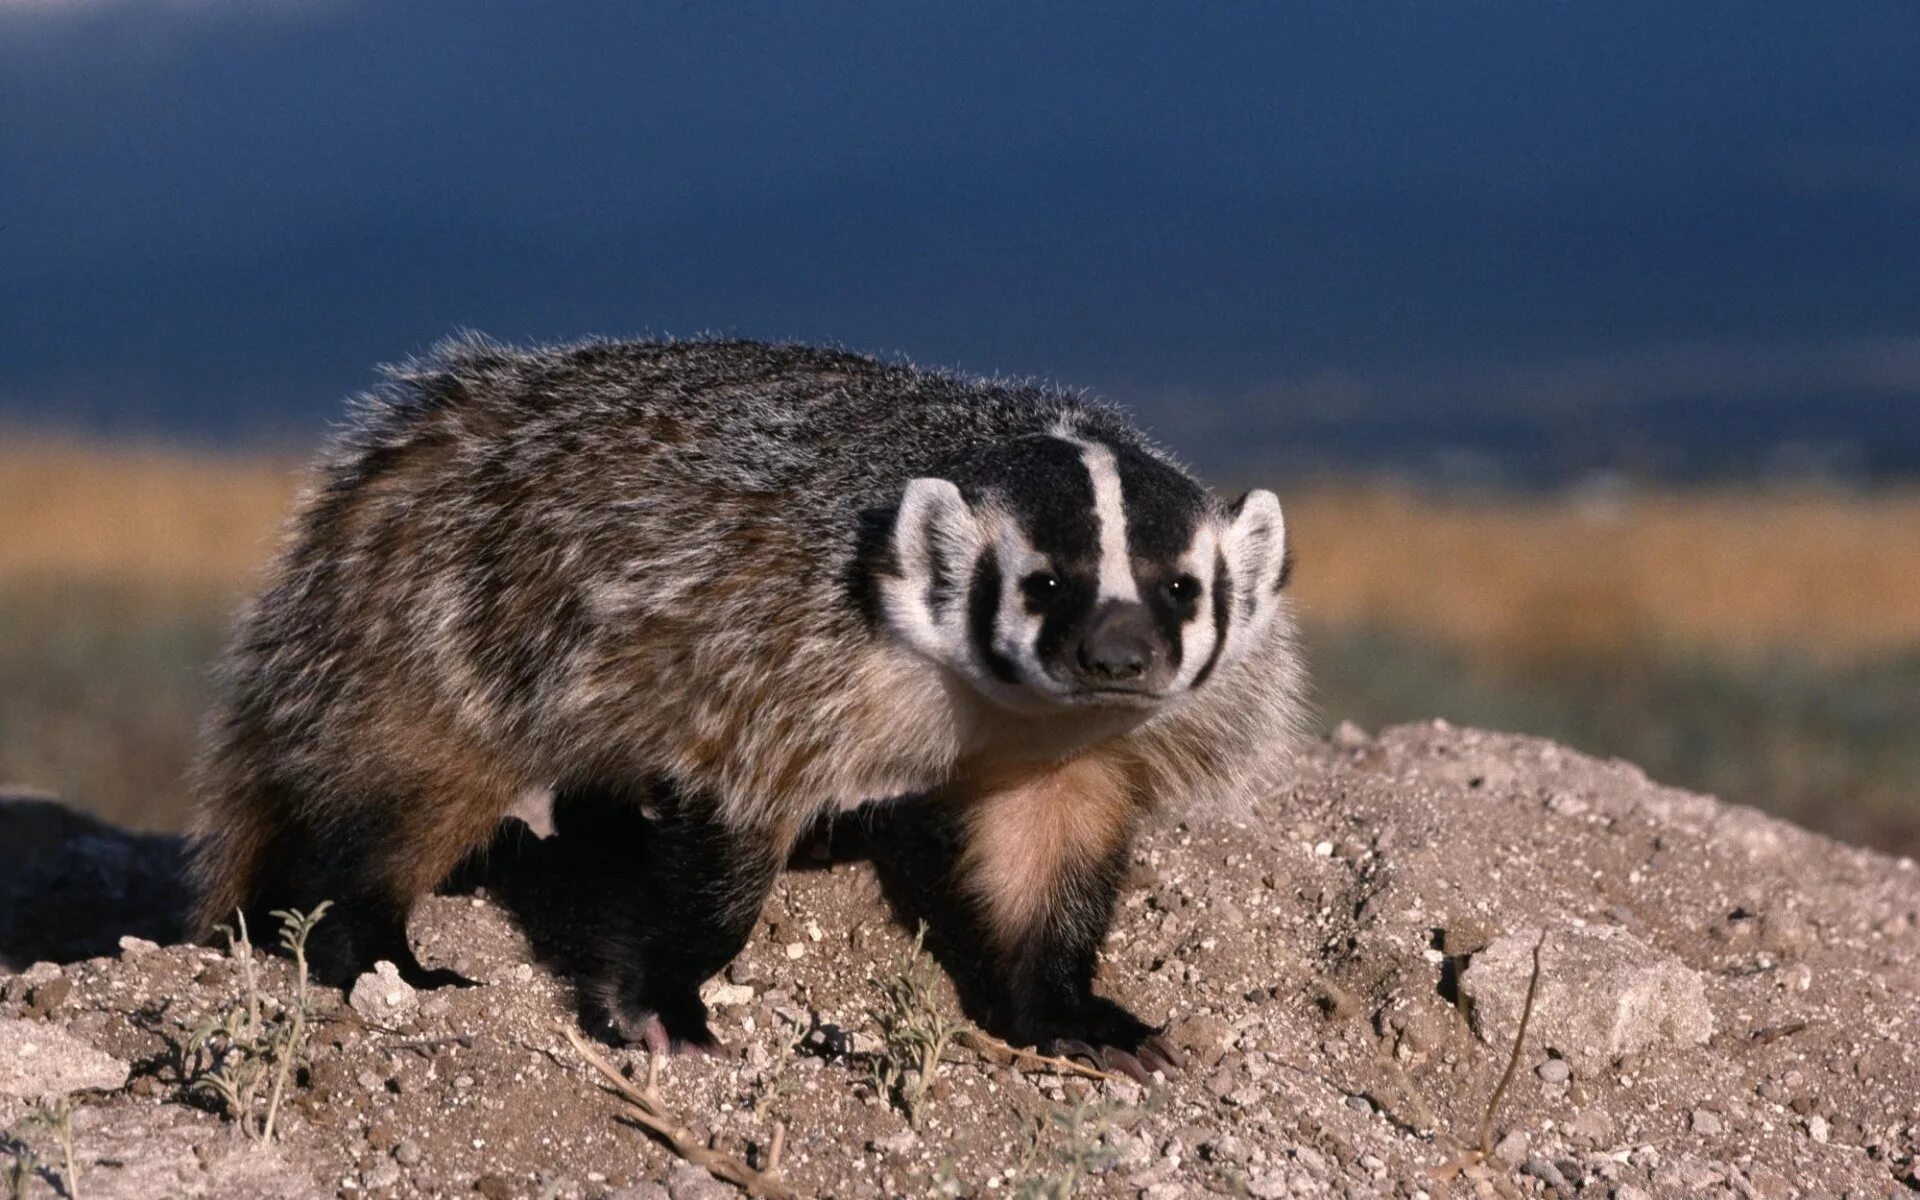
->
(1138, 580, 1186, 675)
(1190, 549, 1232, 688)
(1033, 572, 1098, 677)
(1019, 570, 1061, 609)
(1104, 440, 1211, 565)
(950, 436, 1102, 569)
(968, 551, 1019, 684)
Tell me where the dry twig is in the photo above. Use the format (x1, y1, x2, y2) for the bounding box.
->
(1477, 931, 1547, 1158)
(955, 1030, 1122, 1084)
(1427, 929, 1549, 1197)
(556, 1023, 798, 1200)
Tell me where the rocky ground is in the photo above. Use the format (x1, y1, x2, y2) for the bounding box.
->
(2, 722, 1917, 1199)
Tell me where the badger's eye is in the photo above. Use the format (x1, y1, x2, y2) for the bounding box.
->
(1164, 575, 1202, 604)
(1020, 571, 1061, 603)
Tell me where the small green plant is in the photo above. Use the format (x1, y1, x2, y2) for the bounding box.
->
(751, 1012, 809, 1120)
(187, 902, 332, 1144)
(1011, 1094, 1142, 1200)
(869, 923, 961, 1127)
(4, 1093, 78, 1200)
(3, 1117, 37, 1200)
(2, 1128, 33, 1200)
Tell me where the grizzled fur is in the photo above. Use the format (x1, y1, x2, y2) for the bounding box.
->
(187, 336, 1304, 1071)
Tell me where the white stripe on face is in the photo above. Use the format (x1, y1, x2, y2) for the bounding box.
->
(1166, 521, 1223, 690)
(990, 518, 1051, 685)
(1072, 439, 1139, 604)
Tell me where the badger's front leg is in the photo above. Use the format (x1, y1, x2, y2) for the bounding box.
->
(570, 786, 792, 1056)
(953, 752, 1187, 1082)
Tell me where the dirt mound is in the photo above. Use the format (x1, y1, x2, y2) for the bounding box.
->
(2, 723, 1916, 1198)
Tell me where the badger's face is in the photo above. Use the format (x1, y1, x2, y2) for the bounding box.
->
(880, 431, 1290, 714)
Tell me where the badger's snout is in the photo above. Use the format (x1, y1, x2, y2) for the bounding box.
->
(1070, 602, 1163, 691)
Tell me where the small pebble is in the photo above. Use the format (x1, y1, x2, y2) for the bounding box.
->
(1522, 1157, 1569, 1191)
(869, 1129, 918, 1155)
(26, 978, 72, 1019)
(1492, 1129, 1529, 1165)
(393, 1140, 422, 1166)
(474, 1174, 513, 1200)
(1536, 1057, 1572, 1084)
(363, 1161, 401, 1189)
(348, 961, 418, 1020)
(1690, 1108, 1723, 1135)
(714, 983, 756, 1006)
(1245, 1175, 1287, 1200)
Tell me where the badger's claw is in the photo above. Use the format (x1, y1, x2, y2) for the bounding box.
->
(1040, 1030, 1185, 1084)
(610, 1008, 722, 1057)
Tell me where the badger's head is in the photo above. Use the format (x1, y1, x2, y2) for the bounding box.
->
(878, 430, 1290, 715)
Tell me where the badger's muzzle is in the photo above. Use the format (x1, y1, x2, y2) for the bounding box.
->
(1069, 601, 1164, 693)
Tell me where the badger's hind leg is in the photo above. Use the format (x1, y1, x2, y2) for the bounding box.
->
(254, 833, 464, 992)
(556, 781, 789, 1055)
(947, 752, 1187, 1083)
(195, 771, 514, 991)
(301, 842, 484, 993)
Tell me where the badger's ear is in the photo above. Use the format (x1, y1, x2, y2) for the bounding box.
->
(885, 478, 983, 651)
(894, 478, 978, 582)
(1223, 488, 1289, 618)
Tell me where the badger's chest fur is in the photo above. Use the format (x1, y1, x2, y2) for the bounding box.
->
(187, 337, 1304, 1076)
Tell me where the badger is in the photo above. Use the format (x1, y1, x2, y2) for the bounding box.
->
(187, 337, 1303, 1080)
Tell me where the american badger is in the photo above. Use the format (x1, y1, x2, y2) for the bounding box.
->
(188, 337, 1303, 1078)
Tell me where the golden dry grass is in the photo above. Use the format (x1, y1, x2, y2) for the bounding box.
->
(1285, 485, 1920, 663)
(0, 434, 301, 605)
(5, 435, 1917, 662)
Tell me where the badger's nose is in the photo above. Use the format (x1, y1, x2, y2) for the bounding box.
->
(1074, 603, 1158, 685)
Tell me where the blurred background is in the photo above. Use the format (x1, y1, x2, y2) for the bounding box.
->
(3, 1, 1916, 854)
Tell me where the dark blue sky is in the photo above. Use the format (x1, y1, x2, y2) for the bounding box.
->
(4, 1, 1917, 478)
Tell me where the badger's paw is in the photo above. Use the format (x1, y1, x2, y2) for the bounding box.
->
(600, 984, 722, 1057)
(1035, 996, 1187, 1085)
(394, 961, 479, 991)
(609, 1008, 722, 1058)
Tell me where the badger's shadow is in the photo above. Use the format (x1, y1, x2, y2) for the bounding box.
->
(0, 796, 191, 971)
(445, 791, 1010, 1039)
(0, 786, 1006, 1036)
